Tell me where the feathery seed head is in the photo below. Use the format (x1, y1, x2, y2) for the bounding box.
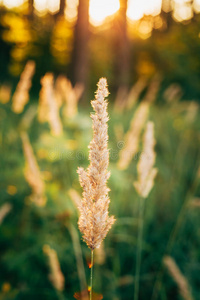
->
(134, 121, 157, 198)
(118, 102, 149, 170)
(12, 61, 35, 113)
(163, 256, 194, 300)
(43, 245, 65, 291)
(77, 78, 115, 250)
(21, 132, 46, 206)
(38, 73, 63, 136)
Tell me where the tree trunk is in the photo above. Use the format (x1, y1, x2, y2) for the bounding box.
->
(114, 0, 130, 110)
(28, 0, 34, 19)
(73, 0, 90, 91)
(59, 0, 66, 16)
(118, 0, 130, 87)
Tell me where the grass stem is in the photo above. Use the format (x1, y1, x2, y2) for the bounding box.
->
(151, 159, 200, 300)
(90, 250, 94, 300)
(134, 197, 145, 300)
(67, 223, 87, 293)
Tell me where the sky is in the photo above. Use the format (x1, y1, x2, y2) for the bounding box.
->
(1, 0, 200, 25)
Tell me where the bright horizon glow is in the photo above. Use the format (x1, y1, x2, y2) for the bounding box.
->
(0, 0, 162, 22)
(1, 0, 200, 25)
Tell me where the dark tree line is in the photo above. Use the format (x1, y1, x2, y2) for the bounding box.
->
(24, 0, 200, 101)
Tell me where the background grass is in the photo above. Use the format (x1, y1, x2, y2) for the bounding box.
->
(0, 92, 200, 299)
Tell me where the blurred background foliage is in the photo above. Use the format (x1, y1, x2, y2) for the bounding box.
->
(1, 0, 200, 99)
(0, 0, 200, 299)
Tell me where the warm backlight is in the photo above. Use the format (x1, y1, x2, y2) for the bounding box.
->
(89, 0, 120, 25)
(2, 0, 23, 8)
(1, 0, 200, 24)
(127, 0, 162, 20)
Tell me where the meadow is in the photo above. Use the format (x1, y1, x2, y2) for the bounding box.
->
(0, 70, 200, 300)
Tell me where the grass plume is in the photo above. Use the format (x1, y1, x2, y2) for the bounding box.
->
(12, 61, 35, 113)
(134, 121, 157, 198)
(118, 102, 149, 170)
(38, 73, 63, 136)
(163, 256, 194, 300)
(77, 77, 115, 250)
(21, 132, 46, 206)
(43, 245, 65, 292)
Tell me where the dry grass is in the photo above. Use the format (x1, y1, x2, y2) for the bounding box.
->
(77, 78, 115, 250)
(43, 245, 65, 292)
(163, 256, 194, 300)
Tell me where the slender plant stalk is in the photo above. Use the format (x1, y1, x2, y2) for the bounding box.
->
(151, 160, 200, 300)
(90, 250, 94, 300)
(133, 121, 157, 300)
(76, 78, 115, 250)
(56, 290, 65, 300)
(76, 78, 115, 299)
(134, 197, 145, 300)
(67, 223, 87, 293)
(151, 201, 192, 300)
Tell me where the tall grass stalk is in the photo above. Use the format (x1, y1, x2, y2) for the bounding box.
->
(151, 161, 200, 300)
(90, 250, 94, 300)
(163, 256, 194, 300)
(67, 223, 87, 294)
(133, 121, 157, 300)
(76, 78, 115, 297)
(134, 197, 145, 300)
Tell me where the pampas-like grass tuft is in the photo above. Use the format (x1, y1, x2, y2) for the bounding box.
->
(77, 78, 115, 250)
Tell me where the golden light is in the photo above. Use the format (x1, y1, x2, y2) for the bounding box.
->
(172, 0, 197, 21)
(1, 0, 199, 24)
(65, 0, 78, 21)
(34, 0, 59, 14)
(127, 0, 162, 21)
(89, 0, 120, 25)
(89, 0, 163, 25)
(2, 0, 23, 8)
(34, 0, 47, 13)
(194, 0, 200, 12)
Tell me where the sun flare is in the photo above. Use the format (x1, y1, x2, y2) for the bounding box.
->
(0, 0, 163, 22)
(1, 0, 200, 25)
(89, 0, 120, 25)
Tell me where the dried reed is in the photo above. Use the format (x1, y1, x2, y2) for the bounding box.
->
(114, 85, 129, 112)
(77, 77, 115, 249)
(134, 121, 157, 300)
(43, 245, 65, 292)
(126, 77, 148, 110)
(152, 162, 200, 300)
(21, 132, 46, 207)
(55, 75, 84, 118)
(163, 83, 183, 103)
(134, 121, 158, 198)
(0, 84, 11, 104)
(0, 203, 12, 225)
(163, 256, 194, 300)
(38, 73, 63, 136)
(143, 74, 161, 104)
(19, 105, 37, 131)
(12, 61, 35, 113)
(118, 102, 149, 170)
(77, 78, 115, 299)
(118, 75, 161, 170)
